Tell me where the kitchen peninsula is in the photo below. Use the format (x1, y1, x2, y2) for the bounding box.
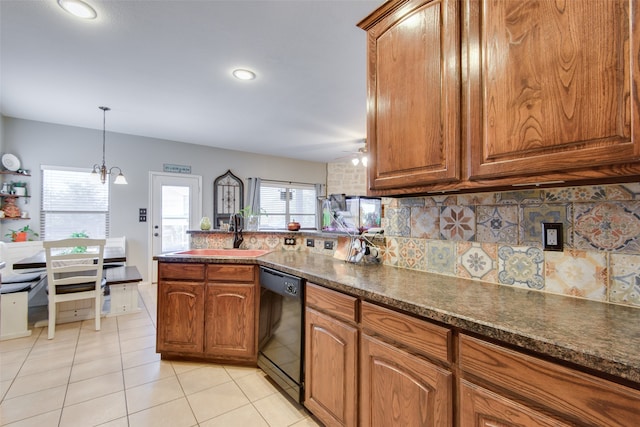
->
(155, 248, 640, 426)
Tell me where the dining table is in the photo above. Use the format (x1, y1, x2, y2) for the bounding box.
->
(12, 246, 126, 270)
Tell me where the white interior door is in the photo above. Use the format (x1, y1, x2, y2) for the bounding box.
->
(149, 172, 202, 283)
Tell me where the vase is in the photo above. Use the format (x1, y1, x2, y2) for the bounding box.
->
(200, 216, 212, 230)
(246, 215, 259, 231)
(13, 232, 27, 242)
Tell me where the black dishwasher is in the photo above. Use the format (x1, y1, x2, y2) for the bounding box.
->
(258, 266, 305, 403)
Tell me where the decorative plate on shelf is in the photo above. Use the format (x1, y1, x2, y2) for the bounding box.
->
(2, 154, 20, 171)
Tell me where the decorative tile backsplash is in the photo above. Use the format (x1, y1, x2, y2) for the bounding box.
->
(189, 182, 640, 309)
(380, 182, 640, 308)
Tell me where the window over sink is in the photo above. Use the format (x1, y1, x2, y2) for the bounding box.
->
(258, 181, 318, 230)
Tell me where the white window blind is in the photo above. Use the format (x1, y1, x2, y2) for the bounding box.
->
(41, 166, 109, 240)
(259, 181, 317, 230)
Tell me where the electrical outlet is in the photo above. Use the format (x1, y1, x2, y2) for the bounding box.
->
(542, 222, 563, 251)
(306, 238, 314, 247)
(324, 241, 334, 250)
(284, 237, 296, 246)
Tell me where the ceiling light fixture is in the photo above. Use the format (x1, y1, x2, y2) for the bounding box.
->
(57, 0, 97, 19)
(232, 69, 257, 80)
(92, 106, 127, 185)
(351, 142, 368, 167)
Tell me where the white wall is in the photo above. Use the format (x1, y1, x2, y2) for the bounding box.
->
(2, 116, 327, 280)
(0, 116, 4, 154)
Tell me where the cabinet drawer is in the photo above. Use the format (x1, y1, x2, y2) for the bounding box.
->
(306, 283, 358, 324)
(361, 301, 451, 363)
(459, 334, 640, 426)
(207, 264, 255, 282)
(159, 263, 205, 280)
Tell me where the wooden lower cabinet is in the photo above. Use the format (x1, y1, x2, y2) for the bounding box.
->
(460, 380, 571, 427)
(360, 334, 452, 427)
(156, 262, 258, 363)
(204, 282, 256, 359)
(460, 334, 640, 426)
(307, 283, 640, 426)
(304, 307, 358, 427)
(156, 280, 205, 354)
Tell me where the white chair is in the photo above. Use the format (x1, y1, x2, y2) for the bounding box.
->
(43, 238, 106, 339)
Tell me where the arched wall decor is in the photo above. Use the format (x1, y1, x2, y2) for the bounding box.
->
(213, 170, 244, 229)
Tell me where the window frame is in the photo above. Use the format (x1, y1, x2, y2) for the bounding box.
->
(258, 180, 318, 231)
(40, 165, 110, 240)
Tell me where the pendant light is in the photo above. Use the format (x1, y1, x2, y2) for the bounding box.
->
(91, 106, 127, 185)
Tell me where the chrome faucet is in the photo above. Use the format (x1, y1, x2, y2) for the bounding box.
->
(233, 213, 244, 248)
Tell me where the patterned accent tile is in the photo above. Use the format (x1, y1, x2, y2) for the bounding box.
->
(604, 184, 637, 201)
(544, 250, 607, 301)
(426, 240, 456, 275)
(617, 182, 640, 200)
(497, 245, 544, 290)
(496, 189, 543, 205)
(384, 198, 400, 208)
(410, 207, 439, 239)
(384, 237, 399, 267)
(610, 254, 640, 307)
(264, 234, 281, 249)
(544, 186, 607, 202)
(574, 202, 640, 252)
(476, 205, 518, 244)
(384, 207, 411, 237)
(398, 197, 426, 207)
(424, 195, 457, 207)
(397, 238, 427, 271)
(457, 192, 496, 206)
(520, 204, 572, 247)
(457, 242, 497, 282)
(440, 206, 475, 241)
(190, 234, 208, 248)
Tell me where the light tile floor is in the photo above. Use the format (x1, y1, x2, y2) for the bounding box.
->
(0, 283, 321, 427)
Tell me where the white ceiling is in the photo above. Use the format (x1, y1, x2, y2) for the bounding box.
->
(0, 0, 384, 163)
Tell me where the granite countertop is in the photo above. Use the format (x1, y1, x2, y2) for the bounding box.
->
(155, 250, 640, 384)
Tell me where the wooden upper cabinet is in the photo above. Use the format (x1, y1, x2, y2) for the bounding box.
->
(467, 0, 640, 180)
(359, 0, 461, 191)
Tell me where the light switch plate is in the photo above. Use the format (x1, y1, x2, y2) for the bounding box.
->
(542, 222, 563, 251)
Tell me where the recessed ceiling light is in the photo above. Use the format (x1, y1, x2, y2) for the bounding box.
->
(232, 69, 257, 81)
(57, 0, 97, 19)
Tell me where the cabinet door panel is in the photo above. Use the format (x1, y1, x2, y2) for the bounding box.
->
(460, 380, 570, 427)
(360, 335, 451, 427)
(460, 334, 640, 426)
(156, 281, 204, 353)
(468, 0, 640, 179)
(305, 307, 358, 427)
(364, 0, 460, 190)
(204, 283, 256, 358)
